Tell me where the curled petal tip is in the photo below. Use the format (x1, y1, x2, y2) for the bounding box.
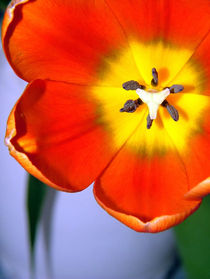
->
(185, 178, 210, 200)
(6, 0, 29, 18)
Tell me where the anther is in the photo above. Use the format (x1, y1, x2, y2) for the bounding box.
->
(169, 84, 184, 93)
(151, 68, 158, 86)
(147, 114, 153, 129)
(162, 100, 179, 121)
(120, 99, 142, 113)
(122, 80, 145, 90)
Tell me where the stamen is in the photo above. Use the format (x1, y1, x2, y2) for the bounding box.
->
(151, 68, 158, 86)
(120, 71, 183, 129)
(162, 100, 179, 121)
(147, 114, 153, 129)
(169, 84, 184, 93)
(120, 99, 142, 113)
(122, 80, 145, 90)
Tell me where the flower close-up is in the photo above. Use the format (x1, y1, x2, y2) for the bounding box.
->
(2, 0, 210, 233)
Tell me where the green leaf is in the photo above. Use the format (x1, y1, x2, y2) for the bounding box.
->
(41, 186, 57, 277)
(174, 195, 210, 279)
(26, 174, 47, 266)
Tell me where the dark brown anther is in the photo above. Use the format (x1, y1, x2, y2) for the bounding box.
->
(162, 100, 179, 121)
(169, 84, 184, 93)
(135, 98, 143, 106)
(122, 80, 145, 90)
(147, 114, 153, 129)
(151, 67, 158, 86)
(120, 99, 142, 113)
(120, 100, 137, 113)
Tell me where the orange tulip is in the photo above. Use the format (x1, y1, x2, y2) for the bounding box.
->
(2, 0, 210, 232)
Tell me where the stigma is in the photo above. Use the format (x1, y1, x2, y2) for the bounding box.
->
(136, 88, 170, 120)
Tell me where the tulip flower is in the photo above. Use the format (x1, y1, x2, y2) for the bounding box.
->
(2, 0, 210, 232)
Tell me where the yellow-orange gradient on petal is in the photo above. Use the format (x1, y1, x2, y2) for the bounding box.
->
(93, 40, 210, 155)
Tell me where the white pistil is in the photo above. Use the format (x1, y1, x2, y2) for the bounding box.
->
(136, 88, 170, 119)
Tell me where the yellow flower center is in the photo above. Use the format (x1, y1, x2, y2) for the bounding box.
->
(92, 40, 209, 156)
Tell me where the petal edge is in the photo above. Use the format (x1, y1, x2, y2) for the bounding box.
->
(94, 184, 201, 233)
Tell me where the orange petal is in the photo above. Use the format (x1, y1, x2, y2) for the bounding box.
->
(93, 148, 201, 232)
(2, 0, 128, 83)
(162, 93, 210, 193)
(94, 189, 200, 233)
(106, 0, 210, 47)
(185, 178, 210, 200)
(93, 107, 210, 232)
(182, 135, 210, 200)
(105, 0, 210, 84)
(171, 31, 210, 96)
(5, 79, 122, 192)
